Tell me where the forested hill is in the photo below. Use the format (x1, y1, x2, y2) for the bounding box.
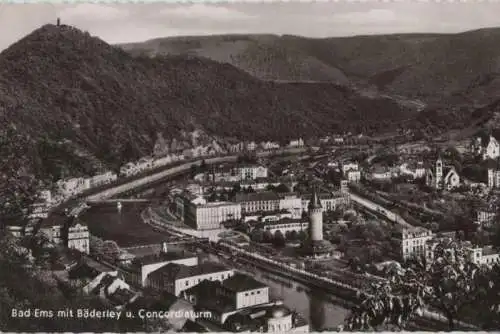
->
(0, 24, 410, 184)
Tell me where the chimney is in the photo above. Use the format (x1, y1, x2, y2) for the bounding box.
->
(57, 18, 61, 26)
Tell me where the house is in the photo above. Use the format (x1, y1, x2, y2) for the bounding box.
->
(394, 227, 433, 261)
(130, 291, 195, 331)
(369, 165, 393, 180)
(474, 135, 500, 160)
(399, 162, 426, 179)
(146, 262, 235, 296)
(56, 178, 90, 197)
(288, 138, 304, 148)
(87, 171, 117, 188)
(184, 201, 242, 230)
(426, 156, 460, 190)
(236, 165, 268, 180)
(130, 250, 199, 287)
(66, 218, 90, 254)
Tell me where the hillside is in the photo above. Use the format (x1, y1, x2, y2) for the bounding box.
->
(119, 29, 500, 105)
(0, 24, 410, 187)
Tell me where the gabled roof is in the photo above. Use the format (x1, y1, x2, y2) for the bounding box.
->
(222, 273, 267, 293)
(235, 191, 280, 202)
(150, 262, 230, 280)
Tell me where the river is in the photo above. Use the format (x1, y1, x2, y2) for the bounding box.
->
(203, 253, 349, 331)
(79, 201, 349, 331)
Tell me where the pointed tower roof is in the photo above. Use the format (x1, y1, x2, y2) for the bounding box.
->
(308, 187, 322, 210)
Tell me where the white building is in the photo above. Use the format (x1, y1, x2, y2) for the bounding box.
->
(185, 201, 242, 230)
(397, 227, 434, 261)
(400, 162, 426, 179)
(236, 192, 281, 214)
(341, 162, 359, 175)
(478, 135, 500, 160)
(488, 167, 500, 188)
(236, 165, 268, 180)
(260, 141, 280, 151)
(261, 219, 309, 235)
(278, 194, 303, 219)
(56, 177, 90, 197)
(87, 171, 117, 188)
(67, 221, 90, 254)
(132, 251, 199, 286)
(147, 262, 235, 296)
(288, 138, 304, 148)
(301, 191, 349, 213)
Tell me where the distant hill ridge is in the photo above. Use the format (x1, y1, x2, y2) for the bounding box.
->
(119, 28, 500, 105)
(0, 24, 409, 183)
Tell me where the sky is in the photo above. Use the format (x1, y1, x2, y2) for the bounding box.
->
(1, 1, 500, 51)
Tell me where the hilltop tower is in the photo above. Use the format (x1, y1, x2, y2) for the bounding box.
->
(57, 18, 61, 27)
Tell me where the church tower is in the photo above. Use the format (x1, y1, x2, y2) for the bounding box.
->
(435, 155, 443, 188)
(308, 188, 323, 241)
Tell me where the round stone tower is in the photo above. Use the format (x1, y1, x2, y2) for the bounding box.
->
(308, 189, 323, 241)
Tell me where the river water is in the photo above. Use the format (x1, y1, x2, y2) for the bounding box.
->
(80, 202, 349, 331)
(203, 253, 349, 331)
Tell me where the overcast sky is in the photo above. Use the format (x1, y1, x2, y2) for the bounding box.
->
(1, 2, 500, 51)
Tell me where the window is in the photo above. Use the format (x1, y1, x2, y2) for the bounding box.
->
(245, 293, 249, 296)
(185, 281, 189, 286)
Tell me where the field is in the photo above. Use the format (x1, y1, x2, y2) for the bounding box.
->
(80, 202, 170, 247)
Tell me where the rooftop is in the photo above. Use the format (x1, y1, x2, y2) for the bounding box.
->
(235, 191, 280, 202)
(222, 273, 268, 293)
(133, 251, 197, 267)
(150, 261, 231, 280)
(199, 201, 239, 208)
(482, 246, 499, 256)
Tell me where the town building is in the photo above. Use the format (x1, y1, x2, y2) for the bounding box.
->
(473, 135, 500, 160)
(301, 191, 349, 213)
(426, 239, 500, 267)
(242, 210, 293, 223)
(368, 165, 395, 180)
(288, 138, 305, 148)
(185, 201, 242, 230)
(425, 156, 460, 190)
(488, 166, 500, 189)
(236, 192, 281, 214)
(261, 218, 309, 235)
(66, 219, 90, 254)
(396, 227, 434, 261)
(56, 177, 90, 197)
(87, 171, 117, 188)
(129, 249, 199, 287)
(146, 262, 235, 296)
(260, 141, 280, 151)
(37, 215, 90, 254)
(183, 274, 308, 332)
(399, 162, 426, 179)
(341, 162, 359, 175)
(236, 165, 269, 180)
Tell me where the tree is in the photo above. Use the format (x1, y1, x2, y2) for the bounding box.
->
(100, 240, 121, 262)
(266, 184, 276, 191)
(344, 239, 500, 331)
(250, 229, 264, 243)
(273, 230, 286, 247)
(275, 183, 290, 193)
(263, 230, 273, 243)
